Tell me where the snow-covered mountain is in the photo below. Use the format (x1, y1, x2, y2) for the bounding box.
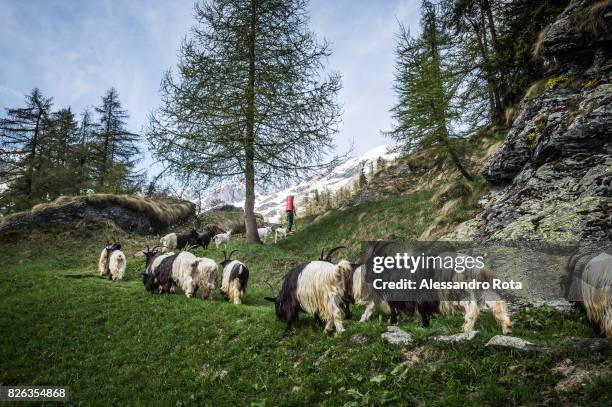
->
(195, 145, 398, 222)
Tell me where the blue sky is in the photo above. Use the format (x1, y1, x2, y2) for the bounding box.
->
(0, 0, 421, 176)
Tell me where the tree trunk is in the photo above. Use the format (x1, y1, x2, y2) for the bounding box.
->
(443, 137, 473, 181)
(25, 112, 41, 200)
(479, 9, 504, 123)
(244, 0, 262, 244)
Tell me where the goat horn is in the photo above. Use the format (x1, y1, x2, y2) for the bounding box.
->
(320, 248, 327, 261)
(228, 250, 238, 260)
(263, 296, 277, 302)
(222, 250, 227, 260)
(326, 246, 346, 259)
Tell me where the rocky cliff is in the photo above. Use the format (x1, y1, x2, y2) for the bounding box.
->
(448, 0, 612, 243)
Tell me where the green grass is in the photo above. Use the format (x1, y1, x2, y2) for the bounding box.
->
(1, 193, 611, 405)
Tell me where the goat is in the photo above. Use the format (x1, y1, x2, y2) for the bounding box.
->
(197, 230, 214, 249)
(172, 251, 218, 299)
(257, 226, 272, 243)
(160, 229, 199, 252)
(353, 244, 511, 333)
(274, 227, 287, 243)
(319, 246, 353, 320)
(220, 250, 250, 304)
(213, 230, 232, 249)
(265, 259, 353, 335)
(566, 250, 612, 338)
(98, 242, 126, 281)
(142, 252, 177, 294)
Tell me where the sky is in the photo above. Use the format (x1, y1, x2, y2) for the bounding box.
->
(0, 0, 421, 177)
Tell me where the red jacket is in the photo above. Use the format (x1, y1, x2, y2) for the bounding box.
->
(285, 195, 295, 212)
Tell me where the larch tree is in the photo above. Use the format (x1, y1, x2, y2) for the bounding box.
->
(387, 1, 473, 181)
(0, 88, 53, 211)
(92, 88, 142, 192)
(147, 0, 342, 243)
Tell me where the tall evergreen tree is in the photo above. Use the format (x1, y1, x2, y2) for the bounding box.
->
(92, 88, 142, 192)
(387, 1, 473, 181)
(147, 0, 342, 243)
(0, 88, 53, 211)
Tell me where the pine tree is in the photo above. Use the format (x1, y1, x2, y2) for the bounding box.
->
(92, 88, 142, 192)
(147, 0, 342, 244)
(0, 88, 53, 211)
(387, 1, 473, 181)
(41, 107, 82, 198)
(76, 108, 96, 193)
(376, 156, 386, 172)
(359, 165, 368, 188)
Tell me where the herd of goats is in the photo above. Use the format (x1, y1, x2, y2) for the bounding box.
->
(97, 227, 612, 338)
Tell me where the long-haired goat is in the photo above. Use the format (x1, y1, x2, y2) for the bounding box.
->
(160, 229, 199, 252)
(275, 227, 287, 243)
(213, 230, 232, 249)
(258, 226, 272, 243)
(142, 252, 177, 294)
(98, 242, 126, 281)
(354, 244, 511, 333)
(140, 245, 180, 294)
(172, 251, 218, 299)
(566, 249, 612, 338)
(220, 250, 250, 304)
(265, 258, 353, 334)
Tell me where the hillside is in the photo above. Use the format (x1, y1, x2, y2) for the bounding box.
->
(2, 120, 610, 404)
(1, 209, 610, 405)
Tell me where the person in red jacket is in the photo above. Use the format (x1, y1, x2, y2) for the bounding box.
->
(285, 195, 296, 232)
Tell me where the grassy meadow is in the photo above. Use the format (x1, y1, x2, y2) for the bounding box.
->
(1, 190, 611, 406)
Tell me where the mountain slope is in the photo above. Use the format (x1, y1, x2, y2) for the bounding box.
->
(194, 145, 398, 221)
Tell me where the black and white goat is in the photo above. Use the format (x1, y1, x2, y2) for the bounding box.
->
(98, 241, 126, 280)
(265, 252, 353, 334)
(160, 229, 199, 252)
(219, 250, 250, 304)
(141, 246, 177, 294)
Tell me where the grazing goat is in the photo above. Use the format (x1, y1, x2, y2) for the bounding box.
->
(98, 242, 126, 281)
(220, 250, 250, 304)
(213, 230, 232, 249)
(160, 229, 199, 252)
(197, 230, 214, 249)
(351, 263, 392, 322)
(172, 251, 218, 299)
(566, 250, 612, 338)
(265, 259, 353, 334)
(142, 252, 177, 294)
(257, 226, 272, 243)
(352, 244, 511, 333)
(274, 227, 287, 243)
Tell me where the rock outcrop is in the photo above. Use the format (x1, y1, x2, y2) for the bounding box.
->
(449, 0, 612, 243)
(0, 194, 195, 235)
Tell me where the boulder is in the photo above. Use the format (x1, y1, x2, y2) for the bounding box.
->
(485, 335, 552, 352)
(381, 326, 414, 347)
(431, 330, 479, 345)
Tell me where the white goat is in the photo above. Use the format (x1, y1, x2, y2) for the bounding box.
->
(98, 243, 126, 281)
(274, 227, 287, 243)
(172, 251, 218, 299)
(213, 230, 232, 249)
(258, 226, 272, 243)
